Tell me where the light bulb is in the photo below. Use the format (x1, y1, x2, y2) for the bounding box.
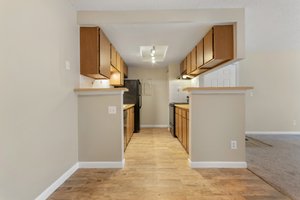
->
(150, 46, 156, 56)
(152, 59, 156, 64)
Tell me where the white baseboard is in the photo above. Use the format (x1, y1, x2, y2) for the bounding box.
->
(189, 159, 247, 168)
(36, 160, 125, 199)
(78, 160, 125, 168)
(246, 131, 300, 135)
(141, 125, 169, 128)
(35, 162, 79, 200)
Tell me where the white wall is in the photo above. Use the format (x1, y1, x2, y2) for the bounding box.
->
(239, 1, 300, 133)
(168, 64, 191, 103)
(0, 1, 79, 199)
(204, 63, 237, 87)
(239, 52, 300, 132)
(128, 67, 169, 127)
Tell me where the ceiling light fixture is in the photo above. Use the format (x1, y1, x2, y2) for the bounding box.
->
(139, 45, 168, 63)
(150, 46, 155, 56)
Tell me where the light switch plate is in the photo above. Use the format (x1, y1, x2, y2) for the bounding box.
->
(108, 106, 117, 114)
(65, 60, 71, 70)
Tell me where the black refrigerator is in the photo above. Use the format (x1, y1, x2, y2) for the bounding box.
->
(123, 80, 142, 133)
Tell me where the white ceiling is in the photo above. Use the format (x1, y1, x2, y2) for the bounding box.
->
(72, 0, 300, 68)
(101, 22, 211, 68)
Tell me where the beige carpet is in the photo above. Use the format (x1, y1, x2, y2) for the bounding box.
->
(246, 135, 300, 200)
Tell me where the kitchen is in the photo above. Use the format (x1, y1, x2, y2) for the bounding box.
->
(3, 1, 298, 199)
(75, 9, 251, 168)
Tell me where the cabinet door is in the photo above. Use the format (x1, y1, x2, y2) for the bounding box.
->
(183, 58, 187, 74)
(213, 25, 234, 60)
(116, 53, 121, 72)
(182, 113, 187, 150)
(190, 47, 197, 73)
(186, 53, 191, 75)
(175, 108, 180, 137)
(110, 45, 117, 68)
(126, 109, 130, 145)
(187, 111, 189, 154)
(178, 109, 183, 143)
(99, 29, 111, 78)
(124, 63, 128, 78)
(130, 107, 134, 137)
(120, 58, 124, 86)
(180, 60, 184, 75)
(204, 29, 213, 64)
(80, 27, 99, 76)
(197, 39, 204, 68)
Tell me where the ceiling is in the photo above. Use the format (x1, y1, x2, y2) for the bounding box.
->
(72, 0, 300, 68)
(101, 22, 211, 68)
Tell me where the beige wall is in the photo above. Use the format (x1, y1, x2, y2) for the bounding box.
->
(128, 67, 169, 127)
(190, 94, 245, 162)
(239, 52, 300, 132)
(168, 64, 191, 103)
(78, 94, 123, 161)
(0, 1, 79, 199)
(238, 2, 300, 133)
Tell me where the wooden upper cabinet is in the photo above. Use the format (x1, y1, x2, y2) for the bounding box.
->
(99, 29, 111, 78)
(183, 58, 187, 74)
(186, 53, 191, 75)
(203, 25, 234, 68)
(180, 60, 184, 75)
(110, 55, 124, 86)
(124, 63, 128, 78)
(80, 27, 110, 79)
(179, 24, 233, 76)
(203, 29, 214, 64)
(116, 53, 121, 72)
(197, 39, 204, 68)
(180, 58, 187, 75)
(120, 58, 124, 85)
(110, 44, 117, 68)
(190, 47, 197, 73)
(188, 39, 207, 76)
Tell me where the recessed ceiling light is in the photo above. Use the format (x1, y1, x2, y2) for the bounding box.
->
(140, 45, 168, 63)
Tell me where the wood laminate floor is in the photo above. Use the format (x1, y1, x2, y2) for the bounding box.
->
(49, 128, 289, 200)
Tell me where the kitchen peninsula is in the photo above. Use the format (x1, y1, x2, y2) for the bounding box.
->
(183, 87, 253, 168)
(74, 88, 128, 168)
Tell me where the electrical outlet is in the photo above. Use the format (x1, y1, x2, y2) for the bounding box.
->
(231, 140, 237, 150)
(108, 106, 117, 114)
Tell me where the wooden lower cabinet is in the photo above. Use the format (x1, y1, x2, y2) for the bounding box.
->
(124, 106, 134, 151)
(182, 111, 187, 149)
(175, 107, 189, 153)
(186, 110, 189, 153)
(175, 108, 180, 138)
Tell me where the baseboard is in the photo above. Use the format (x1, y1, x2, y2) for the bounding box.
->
(36, 160, 125, 199)
(246, 131, 300, 135)
(188, 159, 247, 168)
(78, 160, 125, 168)
(141, 125, 169, 128)
(35, 162, 79, 200)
